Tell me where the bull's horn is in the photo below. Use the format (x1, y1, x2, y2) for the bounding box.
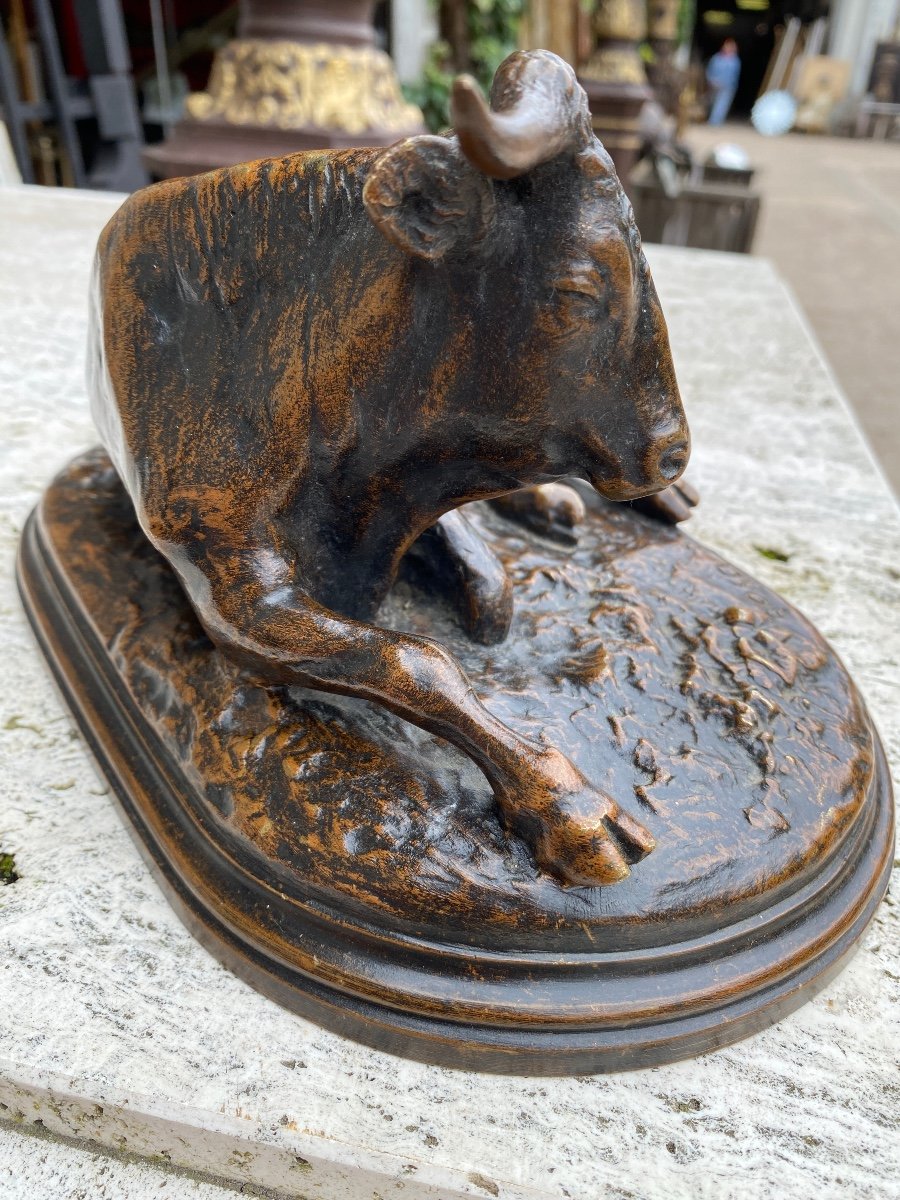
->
(451, 50, 590, 181)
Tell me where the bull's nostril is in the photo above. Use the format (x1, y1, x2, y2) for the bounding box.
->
(657, 442, 688, 483)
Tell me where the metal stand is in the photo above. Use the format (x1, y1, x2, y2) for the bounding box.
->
(0, 0, 147, 190)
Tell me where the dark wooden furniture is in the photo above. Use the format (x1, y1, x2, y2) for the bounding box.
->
(0, 0, 147, 189)
(631, 170, 761, 254)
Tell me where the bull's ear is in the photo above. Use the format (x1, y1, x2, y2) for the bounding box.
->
(363, 136, 495, 262)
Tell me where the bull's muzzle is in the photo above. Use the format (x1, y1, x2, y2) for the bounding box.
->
(587, 426, 689, 502)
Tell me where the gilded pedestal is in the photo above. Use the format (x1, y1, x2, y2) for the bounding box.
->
(144, 0, 423, 179)
(579, 0, 653, 192)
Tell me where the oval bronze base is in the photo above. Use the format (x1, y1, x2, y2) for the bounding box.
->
(17, 451, 895, 1075)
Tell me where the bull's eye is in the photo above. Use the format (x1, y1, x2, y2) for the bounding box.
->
(556, 282, 604, 303)
(554, 266, 607, 308)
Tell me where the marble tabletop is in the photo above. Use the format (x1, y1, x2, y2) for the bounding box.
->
(1, 184, 898, 1200)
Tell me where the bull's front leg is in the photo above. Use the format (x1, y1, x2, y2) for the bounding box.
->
(405, 509, 513, 645)
(184, 542, 654, 888)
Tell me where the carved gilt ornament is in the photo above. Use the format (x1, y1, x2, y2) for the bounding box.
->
(187, 40, 424, 133)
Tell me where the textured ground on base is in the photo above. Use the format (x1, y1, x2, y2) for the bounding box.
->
(37, 449, 878, 953)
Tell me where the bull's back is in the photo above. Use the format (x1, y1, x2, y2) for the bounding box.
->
(88, 151, 379, 545)
(90, 171, 256, 534)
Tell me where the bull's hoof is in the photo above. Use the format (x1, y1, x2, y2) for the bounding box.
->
(630, 479, 699, 524)
(531, 801, 656, 888)
(490, 483, 586, 545)
(497, 749, 655, 888)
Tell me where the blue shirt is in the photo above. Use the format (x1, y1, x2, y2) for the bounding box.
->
(707, 52, 741, 90)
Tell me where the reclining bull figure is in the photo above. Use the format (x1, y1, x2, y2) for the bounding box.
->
(89, 51, 691, 887)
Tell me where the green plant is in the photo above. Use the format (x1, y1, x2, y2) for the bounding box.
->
(468, 0, 525, 84)
(403, 40, 455, 132)
(403, 0, 525, 133)
(677, 0, 696, 48)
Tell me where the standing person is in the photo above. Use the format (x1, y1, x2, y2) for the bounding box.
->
(706, 38, 741, 125)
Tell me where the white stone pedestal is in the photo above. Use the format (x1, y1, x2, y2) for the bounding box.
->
(1, 185, 898, 1199)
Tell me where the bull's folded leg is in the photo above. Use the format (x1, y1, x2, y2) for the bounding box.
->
(188, 543, 654, 888)
(405, 510, 513, 645)
(490, 483, 586, 545)
(629, 479, 699, 524)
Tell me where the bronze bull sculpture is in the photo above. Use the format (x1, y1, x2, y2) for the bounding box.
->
(88, 50, 690, 888)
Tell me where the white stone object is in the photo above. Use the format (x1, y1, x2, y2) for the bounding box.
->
(0, 123, 22, 186)
(0, 184, 898, 1199)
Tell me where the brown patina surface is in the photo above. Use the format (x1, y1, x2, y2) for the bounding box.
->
(44, 450, 875, 951)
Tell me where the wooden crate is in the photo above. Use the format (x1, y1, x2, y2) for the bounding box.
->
(632, 177, 761, 253)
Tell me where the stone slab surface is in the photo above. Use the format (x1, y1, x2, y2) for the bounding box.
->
(0, 1123, 246, 1199)
(685, 124, 900, 494)
(0, 184, 898, 1199)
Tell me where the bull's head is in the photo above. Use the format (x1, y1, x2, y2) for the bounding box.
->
(362, 50, 689, 503)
